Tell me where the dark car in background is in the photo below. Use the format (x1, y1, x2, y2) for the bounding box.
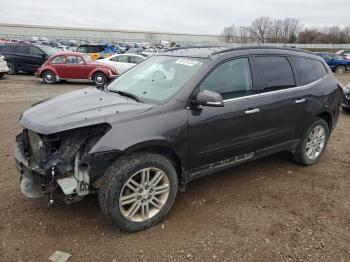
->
(0, 44, 57, 74)
(315, 52, 350, 73)
(341, 83, 350, 111)
(15, 46, 342, 232)
(75, 44, 115, 61)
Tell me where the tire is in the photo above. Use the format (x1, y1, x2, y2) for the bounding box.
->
(42, 70, 56, 84)
(93, 72, 107, 87)
(98, 152, 178, 232)
(336, 65, 346, 74)
(294, 118, 330, 166)
(0, 73, 4, 79)
(7, 61, 17, 75)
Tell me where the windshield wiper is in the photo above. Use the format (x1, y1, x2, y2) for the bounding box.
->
(110, 90, 142, 103)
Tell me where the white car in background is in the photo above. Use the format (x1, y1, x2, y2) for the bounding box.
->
(97, 53, 147, 74)
(0, 54, 9, 79)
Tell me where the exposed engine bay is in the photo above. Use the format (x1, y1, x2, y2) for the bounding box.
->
(15, 123, 116, 204)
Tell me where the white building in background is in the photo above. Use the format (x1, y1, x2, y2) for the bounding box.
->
(0, 23, 224, 45)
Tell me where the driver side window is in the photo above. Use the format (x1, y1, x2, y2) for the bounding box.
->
(200, 58, 253, 100)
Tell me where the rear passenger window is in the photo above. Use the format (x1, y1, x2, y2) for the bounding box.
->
(290, 57, 327, 85)
(51, 56, 65, 64)
(254, 56, 295, 92)
(15, 45, 30, 54)
(200, 58, 253, 100)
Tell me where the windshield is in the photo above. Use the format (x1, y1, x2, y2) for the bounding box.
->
(39, 45, 58, 56)
(108, 56, 207, 104)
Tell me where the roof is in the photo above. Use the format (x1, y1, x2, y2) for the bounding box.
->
(161, 45, 313, 58)
(52, 51, 85, 56)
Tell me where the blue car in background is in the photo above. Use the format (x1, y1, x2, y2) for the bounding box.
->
(315, 52, 350, 73)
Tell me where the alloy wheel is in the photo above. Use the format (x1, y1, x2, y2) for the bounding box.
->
(119, 167, 170, 222)
(305, 125, 326, 160)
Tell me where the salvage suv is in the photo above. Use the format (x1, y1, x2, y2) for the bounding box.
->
(15, 46, 342, 232)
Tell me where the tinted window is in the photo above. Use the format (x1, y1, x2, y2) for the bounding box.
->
(51, 56, 65, 64)
(254, 56, 295, 92)
(15, 45, 30, 54)
(66, 56, 79, 64)
(200, 58, 253, 100)
(0, 45, 16, 53)
(30, 46, 44, 56)
(291, 57, 327, 86)
(87, 46, 103, 53)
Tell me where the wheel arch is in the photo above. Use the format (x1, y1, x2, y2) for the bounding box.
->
(89, 68, 108, 80)
(316, 111, 332, 130)
(123, 142, 185, 185)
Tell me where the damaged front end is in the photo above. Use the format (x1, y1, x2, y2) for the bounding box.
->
(15, 123, 117, 204)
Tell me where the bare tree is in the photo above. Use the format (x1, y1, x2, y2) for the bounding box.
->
(250, 17, 272, 43)
(238, 26, 251, 44)
(281, 18, 300, 43)
(221, 25, 236, 43)
(344, 26, 350, 44)
(269, 19, 283, 42)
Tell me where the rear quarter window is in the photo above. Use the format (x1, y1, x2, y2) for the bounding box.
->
(253, 56, 295, 92)
(290, 56, 328, 86)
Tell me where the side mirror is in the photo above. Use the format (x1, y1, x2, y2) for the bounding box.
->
(40, 53, 48, 59)
(192, 90, 224, 107)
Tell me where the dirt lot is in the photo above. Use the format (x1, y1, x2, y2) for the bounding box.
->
(0, 74, 349, 262)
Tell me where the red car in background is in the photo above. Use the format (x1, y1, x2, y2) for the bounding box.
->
(37, 51, 118, 86)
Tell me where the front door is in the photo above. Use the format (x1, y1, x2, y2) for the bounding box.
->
(65, 55, 88, 79)
(188, 57, 275, 170)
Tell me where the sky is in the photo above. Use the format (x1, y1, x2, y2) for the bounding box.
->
(0, 0, 349, 35)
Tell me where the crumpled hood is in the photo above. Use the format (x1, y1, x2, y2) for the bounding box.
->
(20, 88, 152, 134)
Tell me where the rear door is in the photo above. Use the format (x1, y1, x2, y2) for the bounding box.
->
(250, 55, 304, 144)
(29, 46, 47, 71)
(13, 45, 30, 72)
(188, 57, 275, 169)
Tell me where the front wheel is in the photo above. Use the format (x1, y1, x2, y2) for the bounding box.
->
(93, 72, 107, 87)
(99, 153, 178, 232)
(294, 119, 329, 165)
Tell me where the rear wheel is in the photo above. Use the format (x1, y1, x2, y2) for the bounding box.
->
(98, 152, 178, 232)
(0, 73, 4, 79)
(93, 72, 107, 87)
(42, 70, 56, 84)
(294, 119, 329, 165)
(336, 65, 346, 74)
(7, 61, 17, 75)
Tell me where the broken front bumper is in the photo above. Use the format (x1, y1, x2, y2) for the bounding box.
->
(15, 142, 46, 198)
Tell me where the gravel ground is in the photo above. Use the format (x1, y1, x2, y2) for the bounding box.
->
(0, 74, 349, 262)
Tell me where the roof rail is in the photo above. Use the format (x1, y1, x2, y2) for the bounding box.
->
(211, 45, 312, 55)
(162, 45, 225, 52)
